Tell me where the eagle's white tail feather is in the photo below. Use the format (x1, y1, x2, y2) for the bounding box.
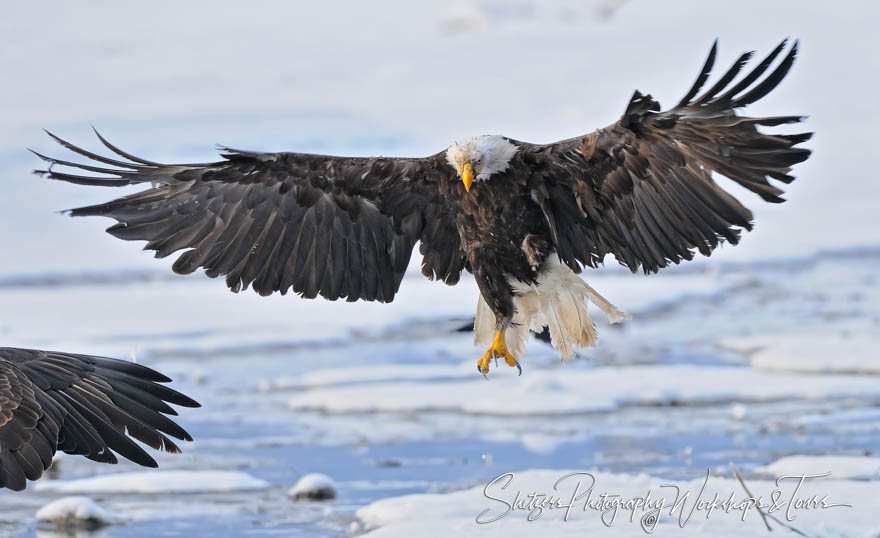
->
(583, 283, 631, 324)
(473, 295, 495, 348)
(559, 285, 599, 354)
(473, 257, 629, 361)
(543, 290, 582, 359)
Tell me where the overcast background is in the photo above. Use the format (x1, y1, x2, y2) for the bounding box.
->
(2, 0, 878, 279)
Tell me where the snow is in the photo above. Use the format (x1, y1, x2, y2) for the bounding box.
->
(729, 403, 747, 422)
(721, 332, 880, 375)
(288, 473, 338, 501)
(356, 468, 880, 537)
(0, 259, 741, 360)
(756, 455, 880, 481)
(34, 470, 269, 494)
(795, 408, 880, 430)
(288, 364, 880, 415)
(35, 496, 115, 528)
(0, 274, 481, 358)
(264, 363, 475, 391)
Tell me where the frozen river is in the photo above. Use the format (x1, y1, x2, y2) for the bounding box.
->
(1, 1, 878, 536)
(1, 249, 879, 536)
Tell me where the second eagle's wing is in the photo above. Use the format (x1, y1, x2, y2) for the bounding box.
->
(0, 347, 199, 491)
(35, 137, 466, 302)
(523, 40, 811, 274)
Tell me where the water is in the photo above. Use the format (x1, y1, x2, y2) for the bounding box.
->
(1, 250, 878, 536)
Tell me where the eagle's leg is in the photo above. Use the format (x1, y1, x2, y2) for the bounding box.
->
(473, 266, 521, 379)
(477, 324, 521, 379)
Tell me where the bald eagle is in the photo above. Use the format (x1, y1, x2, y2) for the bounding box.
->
(34, 40, 811, 378)
(0, 347, 199, 490)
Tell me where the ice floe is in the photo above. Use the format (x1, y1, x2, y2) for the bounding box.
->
(756, 455, 880, 481)
(722, 331, 880, 375)
(288, 473, 338, 501)
(357, 468, 880, 537)
(34, 470, 269, 494)
(36, 496, 116, 529)
(288, 364, 880, 415)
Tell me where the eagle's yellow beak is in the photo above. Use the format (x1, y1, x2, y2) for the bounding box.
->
(461, 162, 474, 192)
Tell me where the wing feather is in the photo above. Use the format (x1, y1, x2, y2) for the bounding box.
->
(37, 137, 463, 302)
(676, 39, 718, 108)
(0, 348, 199, 491)
(524, 40, 811, 274)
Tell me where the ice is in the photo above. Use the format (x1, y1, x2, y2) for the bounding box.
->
(756, 455, 880, 480)
(0, 274, 479, 358)
(266, 363, 475, 391)
(35, 496, 115, 528)
(729, 403, 747, 422)
(288, 364, 880, 415)
(722, 332, 880, 375)
(796, 407, 880, 429)
(356, 468, 880, 537)
(288, 473, 338, 501)
(33, 470, 269, 494)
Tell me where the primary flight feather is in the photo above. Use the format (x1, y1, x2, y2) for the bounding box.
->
(0, 347, 199, 490)
(34, 40, 811, 377)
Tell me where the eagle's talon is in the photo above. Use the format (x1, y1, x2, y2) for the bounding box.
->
(476, 330, 519, 378)
(511, 358, 522, 376)
(477, 352, 492, 380)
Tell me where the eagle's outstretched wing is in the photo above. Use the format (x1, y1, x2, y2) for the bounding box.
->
(524, 39, 811, 274)
(0, 347, 199, 491)
(34, 136, 465, 302)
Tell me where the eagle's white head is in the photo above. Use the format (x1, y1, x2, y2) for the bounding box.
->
(445, 135, 518, 192)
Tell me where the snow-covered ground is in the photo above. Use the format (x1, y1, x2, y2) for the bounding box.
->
(1, 1, 878, 537)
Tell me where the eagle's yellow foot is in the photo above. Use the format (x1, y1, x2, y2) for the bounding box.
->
(476, 330, 521, 379)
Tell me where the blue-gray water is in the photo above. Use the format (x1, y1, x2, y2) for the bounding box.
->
(1, 249, 879, 536)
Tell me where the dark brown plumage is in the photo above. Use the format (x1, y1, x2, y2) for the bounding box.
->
(33, 40, 811, 372)
(37, 133, 462, 302)
(519, 39, 811, 275)
(0, 347, 199, 491)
